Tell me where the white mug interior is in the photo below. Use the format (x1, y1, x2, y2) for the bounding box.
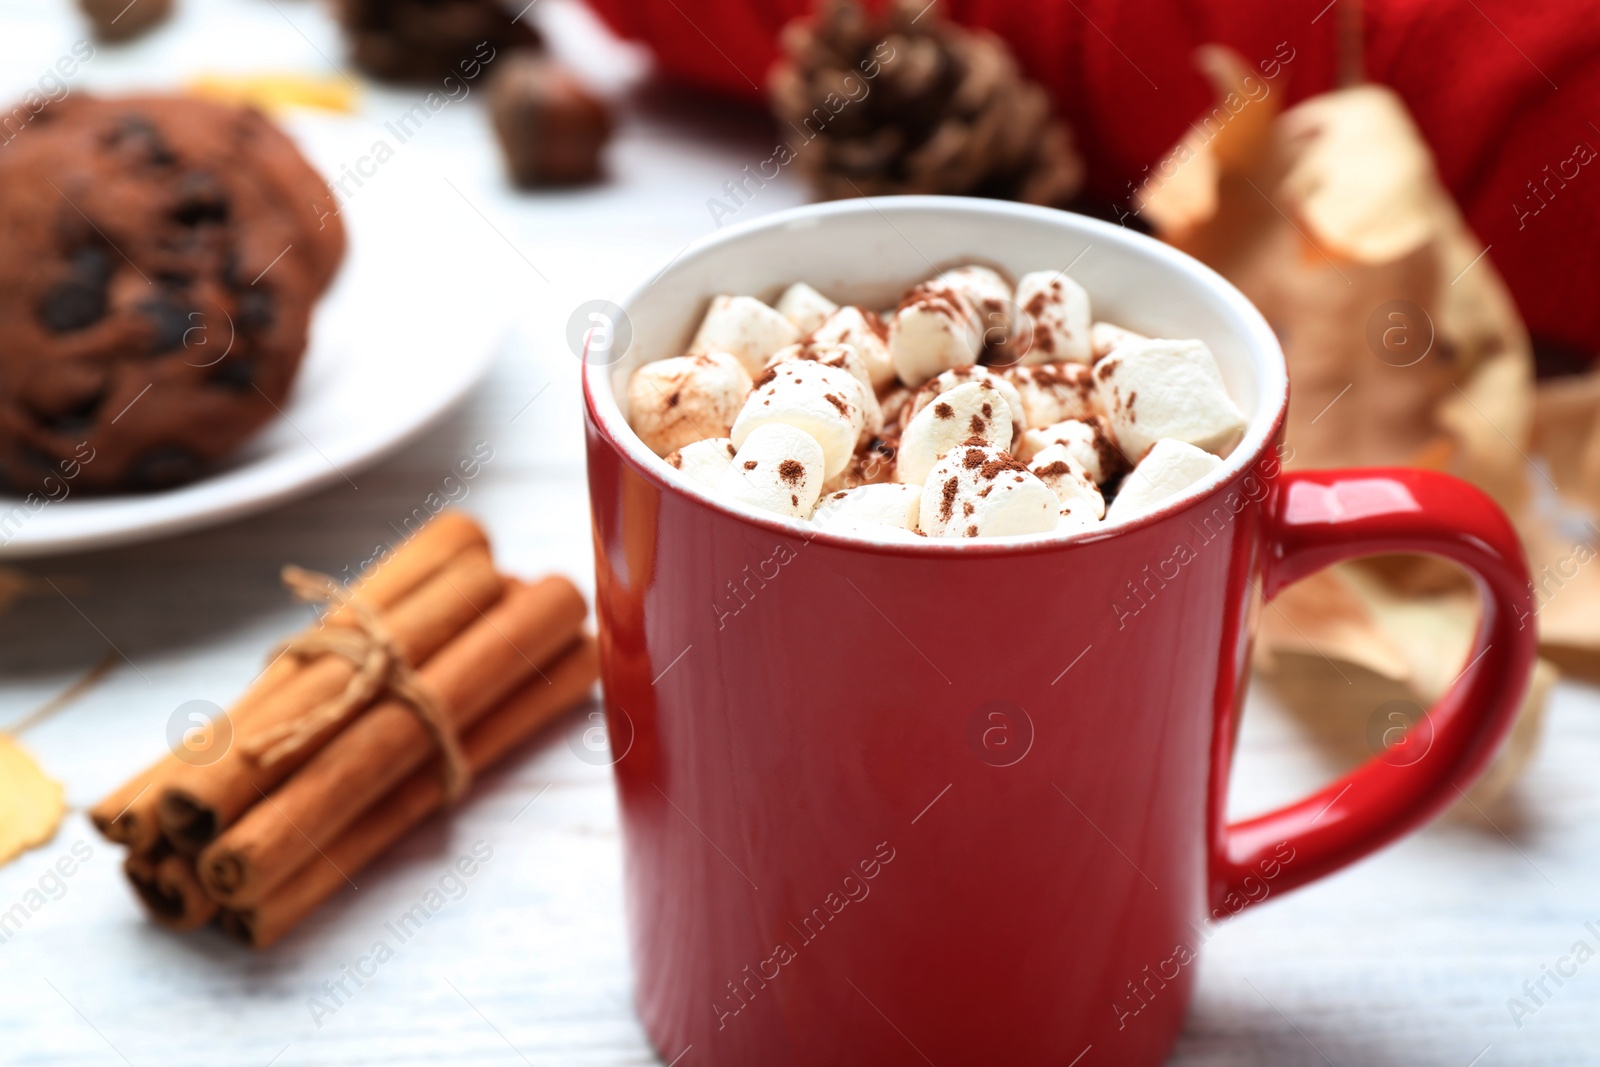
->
(584, 196, 1288, 550)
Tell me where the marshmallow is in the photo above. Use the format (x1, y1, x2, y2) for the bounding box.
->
(1027, 444, 1105, 519)
(1094, 338, 1247, 459)
(688, 295, 801, 376)
(1091, 321, 1147, 361)
(774, 282, 839, 336)
(878, 385, 914, 438)
(812, 482, 922, 537)
(665, 437, 736, 493)
(1016, 416, 1125, 483)
(823, 438, 899, 494)
(896, 381, 1013, 486)
(907, 366, 1028, 446)
(920, 443, 1058, 538)
(935, 265, 1013, 350)
(719, 423, 826, 518)
(1058, 498, 1101, 531)
(1105, 438, 1222, 522)
(811, 306, 895, 391)
(1002, 362, 1098, 429)
(889, 283, 982, 386)
(732, 359, 867, 479)
(765, 342, 883, 441)
(1015, 271, 1091, 364)
(627, 350, 753, 457)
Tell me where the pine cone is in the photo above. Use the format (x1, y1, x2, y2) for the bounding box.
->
(336, 0, 542, 84)
(770, 0, 1083, 205)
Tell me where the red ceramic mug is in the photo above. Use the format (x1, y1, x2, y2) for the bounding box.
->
(582, 198, 1535, 1067)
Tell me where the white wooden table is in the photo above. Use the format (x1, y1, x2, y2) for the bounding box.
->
(2, 3, 1598, 1064)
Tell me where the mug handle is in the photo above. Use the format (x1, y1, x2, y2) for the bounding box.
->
(1211, 468, 1537, 912)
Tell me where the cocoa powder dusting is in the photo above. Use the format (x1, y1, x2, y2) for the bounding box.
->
(934, 402, 955, 420)
(939, 476, 959, 521)
(969, 414, 986, 435)
(979, 454, 1028, 480)
(777, 459, 805, 484)
(743, 460, 758, 470)
(823, 393, 849, 416)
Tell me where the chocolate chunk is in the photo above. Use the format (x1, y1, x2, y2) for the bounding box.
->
(18, 443, 62, 473)
(38, 390, 107, 435)
(235, 288, 274, 333)
(139, 297, 195, 353)
(106, 114, 176, 166)
(37, 246, 115, 332)
(71, 245, 115, 286)
(171, 172, 229, 226)
(127, 445, 203, 489)
(208, 355, 257, 392)
(39, 280, 107, 332)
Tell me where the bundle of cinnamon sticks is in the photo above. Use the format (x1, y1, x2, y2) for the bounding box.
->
(91, 512, 598, 948)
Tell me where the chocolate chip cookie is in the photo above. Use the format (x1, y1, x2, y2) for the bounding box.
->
(0, 94, 344, 493)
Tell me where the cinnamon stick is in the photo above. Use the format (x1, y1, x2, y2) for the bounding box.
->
(125, 846, 219, 932)
(94, 756, 190, 854)
(219, 636, 599, 949)
(200, 576, 586, 906)
(93, 512, 488, 853)
(157, 545, 504, 854)
(325, 511, 488, 627)
(90, 655, 301, 852)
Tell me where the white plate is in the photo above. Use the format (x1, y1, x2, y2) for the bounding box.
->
(0, 122, 513, 559)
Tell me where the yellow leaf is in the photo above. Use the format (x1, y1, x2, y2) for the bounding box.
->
(1532, 375, 1600, 515)
(186, 73, 358, 115)
(1258, 566, 1412, 681)
(0, 735, 65, 868)
(1277, 86, 1442, 264)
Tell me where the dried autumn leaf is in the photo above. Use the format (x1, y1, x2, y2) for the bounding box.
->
(1256, 566, 1410, 681)
(185, 73, 358, 114)
(1143, 68, 1470, 474)
(1522, 521, 1600, 681)
(0, 735, 65, 868)
(1146, 48, 1562, 799)
(1532, 374, 1600, 515)
(1262, 561, 1550, 809)
(1276, 85, 1441, 265)
(1139, 46, 1279, 238)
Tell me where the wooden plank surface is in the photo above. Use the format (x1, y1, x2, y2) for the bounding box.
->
(1, 2, 1597, 1064)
